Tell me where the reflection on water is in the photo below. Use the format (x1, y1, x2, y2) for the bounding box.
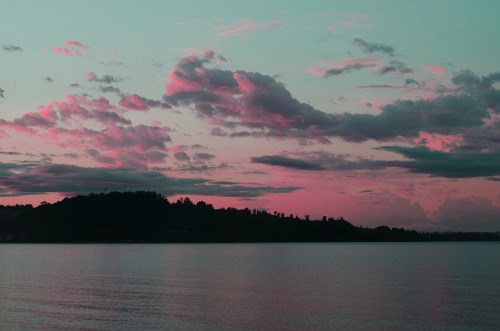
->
(1, 243, 499, 330)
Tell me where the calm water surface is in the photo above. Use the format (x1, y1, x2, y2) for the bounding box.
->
(1, 243, 499, 330)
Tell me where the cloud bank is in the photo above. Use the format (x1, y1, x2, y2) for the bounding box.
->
(165, 52, 498, 145)
(0, 163, 300, 198)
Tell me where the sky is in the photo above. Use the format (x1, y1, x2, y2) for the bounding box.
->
(1, 0, 500, 232)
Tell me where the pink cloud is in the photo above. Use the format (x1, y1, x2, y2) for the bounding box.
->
(104, 47, 119, 56)
(48, 124, 171, 168)
(64, 40, 85, 49)
(52, 40, 89, 57)
(43, 94, 128, 125)
(216, 19, 286, 37)
(52, 47, 74, 56)
(118, 94, 170, 111)
(165, 53, 335, 142)
(86, 72, 97, 81)
(0, 119, 36, 135)
(412, 132, 463, 152)
(0, 92, 175, 169)
(165, 53, 494, 145)
(424, 66, 446, 74)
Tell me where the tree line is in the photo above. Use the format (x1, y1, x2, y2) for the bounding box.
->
(0, 191, 498, 243)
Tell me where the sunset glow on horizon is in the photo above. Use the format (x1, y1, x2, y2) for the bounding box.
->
(1, 0, 499, 232)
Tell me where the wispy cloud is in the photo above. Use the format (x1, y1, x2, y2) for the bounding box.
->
(86, 72, 124, 83)
(2, 45, 23, 52)
(216, 19, 286, 37)
(308, 55, 381, 76)
(52, 40, 89, 57)
(353, 38, 395, 56)
(251, 155, 325, 171)
(424, 66, 446, 74)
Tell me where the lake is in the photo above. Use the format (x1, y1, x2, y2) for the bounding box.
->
(1, 243, 499, 330)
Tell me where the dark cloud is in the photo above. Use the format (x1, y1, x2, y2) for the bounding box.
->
(451, 70, 500, 114)
(63, 153, 79, 159)
(302, 151, 384, 171)
(174, 151, 190, 161)
(435, 197, 500, 231)
(229, 131, 254, 138)
(404, 78, 423, 87)
(45, 77, 53, 83)
(251, 147, 500, 179)
(86, 72, 124, 84)
(452, 71, 500, 114)
(457, 121, 500, 152)
(378, 60, 412, 75)
(85, 148, 169, 170)
(324, 63, 368, 77)
(172, 163, 230, 173)
(353, 38, 394, 56)
(97, 85, 122, 95)
(378, 146, 500, 178)
(2, 45, 23, 52)
(252, 151, 383, 172)
(0, 151, 22, 155)
(11, 112, 56, 128)
(251, 155, 325, 170)
(0, 163, 301, 198)
(193, 153, 216, 160)
(0, 87, 4, 99)
(211, 127, 227, 136)
(165, 53, 495, 144)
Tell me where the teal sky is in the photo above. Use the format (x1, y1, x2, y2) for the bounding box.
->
(1, 0, 500, 232)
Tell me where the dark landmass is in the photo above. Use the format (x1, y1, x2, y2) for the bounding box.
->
(1, 191, 499, 243)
